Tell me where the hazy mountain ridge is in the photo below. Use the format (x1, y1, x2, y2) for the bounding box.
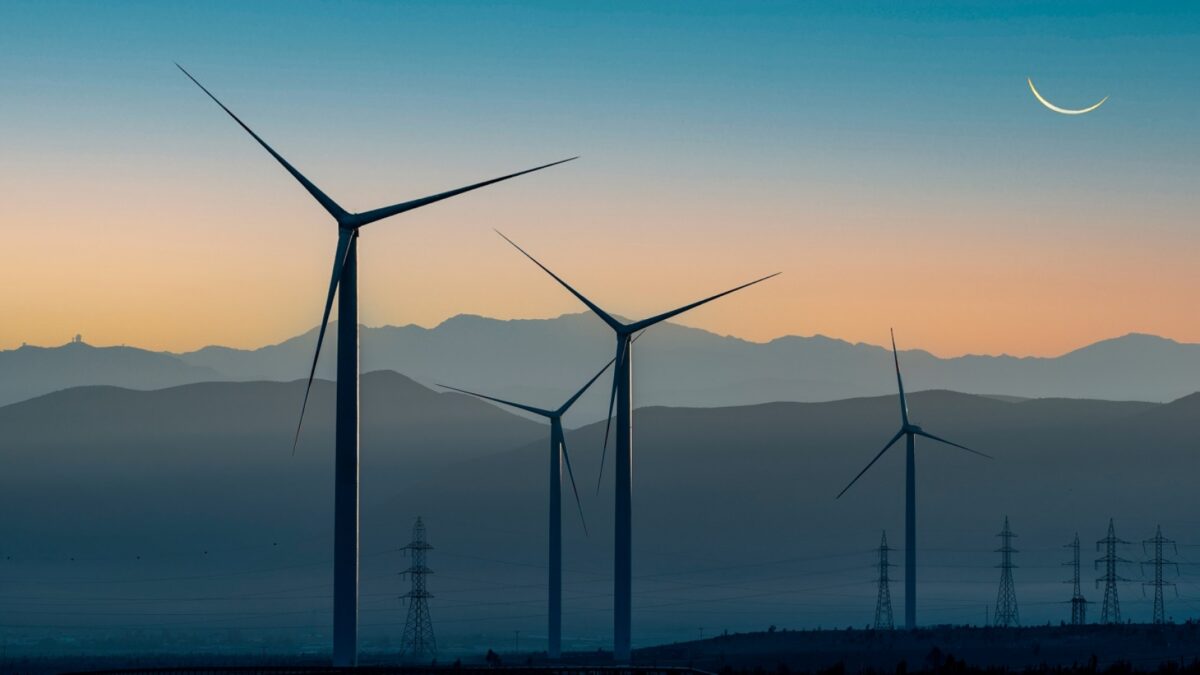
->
(0, 341, 222, 408)
(3, 315, 1199, 410)
(3, 377, 1197, 649)
(0, 370, 545, 473)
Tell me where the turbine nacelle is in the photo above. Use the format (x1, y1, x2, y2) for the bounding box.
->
(494, 231, 775, 662)
(435, 354, 615, 537)
(181, 62, 575, 668)
(836, 330, 991, 501)
(494, 230, 778, 488)
(177, 64, 575, 453)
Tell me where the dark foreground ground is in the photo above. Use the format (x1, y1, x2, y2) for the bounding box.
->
(627, 624, 1200, 673)
(12, 625, 1200, 674)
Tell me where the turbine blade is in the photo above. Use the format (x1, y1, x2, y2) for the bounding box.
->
(495, 230, 623, 332)
(836, 430, 904, 500)
(293, 229, 354, 454)
(626, 273, 780, 333)
(354, 157, 577, 227)
(559, 427, 588, 537)
(596, 338, 626, 494)
(914, 430, 993, 459)
(176, 64, 349, 222)
(435, 384, 553, 418)
(559, 355, 617, 414)
(891, 328, 909, 426)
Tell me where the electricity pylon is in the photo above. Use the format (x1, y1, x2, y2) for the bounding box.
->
(1063, 533, 1088, 625)
(1095, 519, 1131, 624)
(1141, 525, 1179, 625)
(874, 531, 895, 630)
(993, 516, 1019, 627)
(400, 517, 436, 661)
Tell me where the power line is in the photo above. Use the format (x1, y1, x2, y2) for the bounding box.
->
(873, 531, 894, 630)
(993, 516, 1019, 627)
(398, 516, 436, 662)
(1063, 533, 1088, 625)
(1142, 524, 1179, 625)
(1095, 518, 1132, 624)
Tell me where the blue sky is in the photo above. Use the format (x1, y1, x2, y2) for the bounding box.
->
(2, 1, 1198, 355)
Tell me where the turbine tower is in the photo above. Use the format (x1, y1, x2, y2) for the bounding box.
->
(993, 516, 1019, 627)
(836, 329, 991, 630)
(1095, 518, 1131, 624)
(400, 516, 436, 661)
(1141, 525, 1178, 625)
(437, 356, 615, 659)
(496, 231, 777, 661)
(874, 531, 895, 630)
(1064, 533, 1088, 625)
(179, 66, 574, 667)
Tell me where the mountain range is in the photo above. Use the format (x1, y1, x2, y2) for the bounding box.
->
(2, 373, 1197, 654)
(3, 314, 1200, 412)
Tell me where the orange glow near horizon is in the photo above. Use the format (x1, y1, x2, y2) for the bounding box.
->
(3, 2, 1198, 362)
(3, 153, 1198, 359)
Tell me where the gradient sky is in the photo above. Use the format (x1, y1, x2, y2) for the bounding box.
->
(2, 1, 1198, 357)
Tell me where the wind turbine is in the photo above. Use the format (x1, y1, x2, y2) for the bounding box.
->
(496, 231, 777, 661)
(177, 65, 575, 667)
(437, 354, 618, 659)
(836, 329, 991, 630)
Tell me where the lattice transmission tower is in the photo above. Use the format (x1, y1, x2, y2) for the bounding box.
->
(993, 516, 1019, 627)
(1095, 518, 1131, 624)
(1063, 533, 1088, 625)
(874, 530, 895, 630)
(1141, 525, 1178, 625)
(399, 516, 436, 661)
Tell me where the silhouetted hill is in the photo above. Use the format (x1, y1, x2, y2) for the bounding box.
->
(3, 382, 1197, 655)
(1, 369, 543, 470)
(6, 317, 1200, 409)
(375, 388, 1195, 648)
(633, 624, 1200, 672)
(0, 371, 545, 560)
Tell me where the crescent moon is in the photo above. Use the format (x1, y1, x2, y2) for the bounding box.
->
(1027, 78, 1108, 115)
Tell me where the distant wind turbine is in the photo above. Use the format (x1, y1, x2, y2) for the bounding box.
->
(496, 230, 777, 662)
(177, 64, 575, 667)
(437, 354, 620, 659)
(836, 329, 992, 630)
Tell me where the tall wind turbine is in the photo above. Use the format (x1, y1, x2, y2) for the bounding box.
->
(178, 65, 574, 667)
(496, 231, 777, 661)
(437, 356, 616, 659)
(836, 329, 991, 630)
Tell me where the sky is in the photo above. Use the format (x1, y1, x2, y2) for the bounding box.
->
(1, 1, 1198, 357)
